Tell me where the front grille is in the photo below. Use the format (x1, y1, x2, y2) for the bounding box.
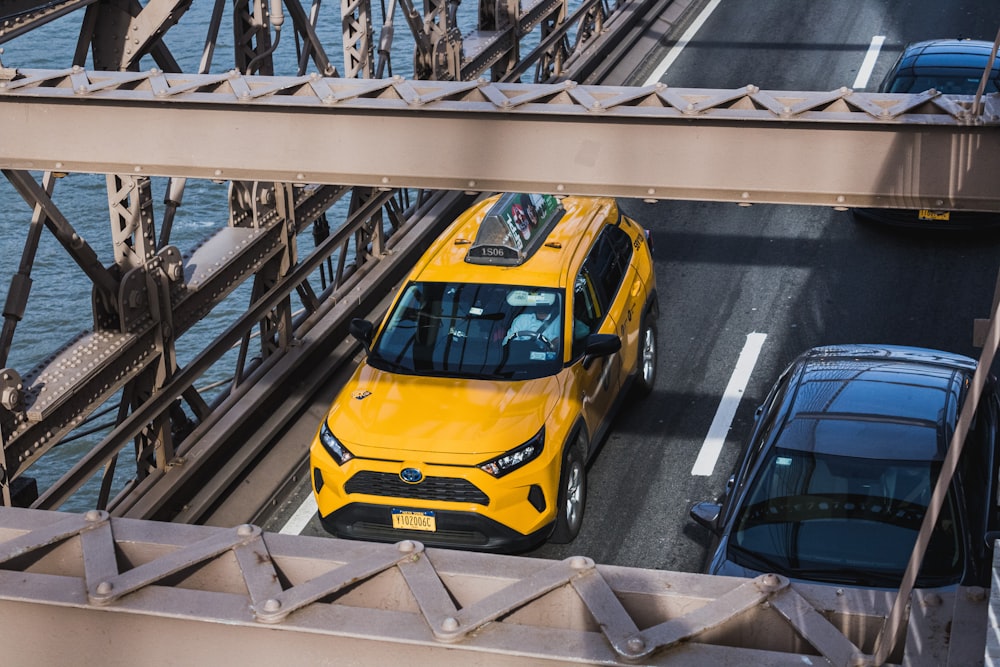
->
(345, 471, 489, 505)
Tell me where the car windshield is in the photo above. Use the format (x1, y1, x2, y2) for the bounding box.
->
(887, 74, 1000, 94)
(730, 445, 963, 587)
(367, 281, 565, 380)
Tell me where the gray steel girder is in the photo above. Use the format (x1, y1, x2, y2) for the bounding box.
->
(1, 68, 1000, 210)
(0, 506, 986, 666)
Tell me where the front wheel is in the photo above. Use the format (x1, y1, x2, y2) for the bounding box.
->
(632, 316, 657, 397)
(550, 440, 586, 544)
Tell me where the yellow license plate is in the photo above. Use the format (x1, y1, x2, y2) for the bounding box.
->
(391, 509, 436, 532)
(918, 209, 950, 221)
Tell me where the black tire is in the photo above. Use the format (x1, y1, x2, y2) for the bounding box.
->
(550, 439, 586, 544)
(632, 316, 657, 398)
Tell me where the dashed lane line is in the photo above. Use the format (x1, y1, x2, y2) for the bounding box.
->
(853, 35, 886, 90)
(280, 491, 319, 535)
(643, 0, 724, 86)
(691, 332, 767, 477)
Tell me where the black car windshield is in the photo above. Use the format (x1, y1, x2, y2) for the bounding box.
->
(367, 281, 565, 380)
(887, 74, 1000, 94)
(730, 445, 963, 587)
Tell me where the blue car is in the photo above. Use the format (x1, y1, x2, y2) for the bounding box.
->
(690, 344, 1000, 589)
(853, 39, 1000, 229)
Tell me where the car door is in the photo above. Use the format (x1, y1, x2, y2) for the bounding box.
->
(570, 226, 629, 445)
(600, 221, 646, 383)
(963, 381, 1000, 583)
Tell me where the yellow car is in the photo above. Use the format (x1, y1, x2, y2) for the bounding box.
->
(310, 193, 658, 552)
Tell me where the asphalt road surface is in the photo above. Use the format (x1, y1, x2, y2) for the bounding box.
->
(525, 0, 1000, 572)
(282, 0, 1000, 578)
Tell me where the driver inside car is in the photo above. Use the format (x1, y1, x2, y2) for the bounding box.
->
(504, 302, 562, 348)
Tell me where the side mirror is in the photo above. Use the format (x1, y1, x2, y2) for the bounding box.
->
(582, 333, 621, 369)
(689, 501, 722, 533)
(984, 530, 1000, 551)
(349, 318, 374, 351)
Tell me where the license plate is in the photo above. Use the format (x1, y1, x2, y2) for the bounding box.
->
(918, 209, 950, 221)
(391, 509, 436, 532)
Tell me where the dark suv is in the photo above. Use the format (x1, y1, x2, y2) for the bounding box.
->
(690, 344, 1000, 589)
(853, 39, 1000, 229)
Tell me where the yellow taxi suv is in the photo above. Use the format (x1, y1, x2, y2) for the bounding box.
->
(310, 193, 658, 552)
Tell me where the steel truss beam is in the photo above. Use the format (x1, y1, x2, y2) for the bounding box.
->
(1, 69, 1000, 210)
(0, 506, 986, 666)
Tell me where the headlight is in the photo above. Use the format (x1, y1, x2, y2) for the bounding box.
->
(478, 428, 544, 477)
(319, 421, 354, 465)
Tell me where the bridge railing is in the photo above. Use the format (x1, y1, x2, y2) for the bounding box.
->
(0, 505, 988, 666)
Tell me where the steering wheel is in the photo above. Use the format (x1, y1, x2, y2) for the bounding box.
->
(508, 330, 556, 351)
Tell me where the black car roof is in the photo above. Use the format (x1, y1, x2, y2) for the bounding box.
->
(777, 345, 974, 461)
(884, 39, 1000, 91)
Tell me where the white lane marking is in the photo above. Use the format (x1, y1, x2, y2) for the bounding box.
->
(691, 332, 767, 477)
(280, 492, 318, 534)
(852, 35, 886, 90)
(643, 0, 724, 86)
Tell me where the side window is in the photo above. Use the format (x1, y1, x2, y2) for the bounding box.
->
(607, 219, 635, 267)
(583, 225, 634, 310)
(570, 224, 635, 359)
(734, 370, 794, 499)
(571, 270, 602, 359)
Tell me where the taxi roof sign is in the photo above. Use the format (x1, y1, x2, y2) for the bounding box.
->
(466, 193, 563, 266)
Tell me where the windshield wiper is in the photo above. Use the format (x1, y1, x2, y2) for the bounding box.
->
(366, 353, 411, 374)
(783, 567, 902, 588)
(726, 543, 789, 575)
(729, 543, 907, 587)
(477, 371, 516, 380)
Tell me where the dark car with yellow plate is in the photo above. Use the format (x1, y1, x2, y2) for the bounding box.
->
(853, 39, 1000, 229)
(310, 193, 658, 552)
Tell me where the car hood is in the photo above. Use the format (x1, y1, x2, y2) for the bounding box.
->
(324, 363, 566, 461)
